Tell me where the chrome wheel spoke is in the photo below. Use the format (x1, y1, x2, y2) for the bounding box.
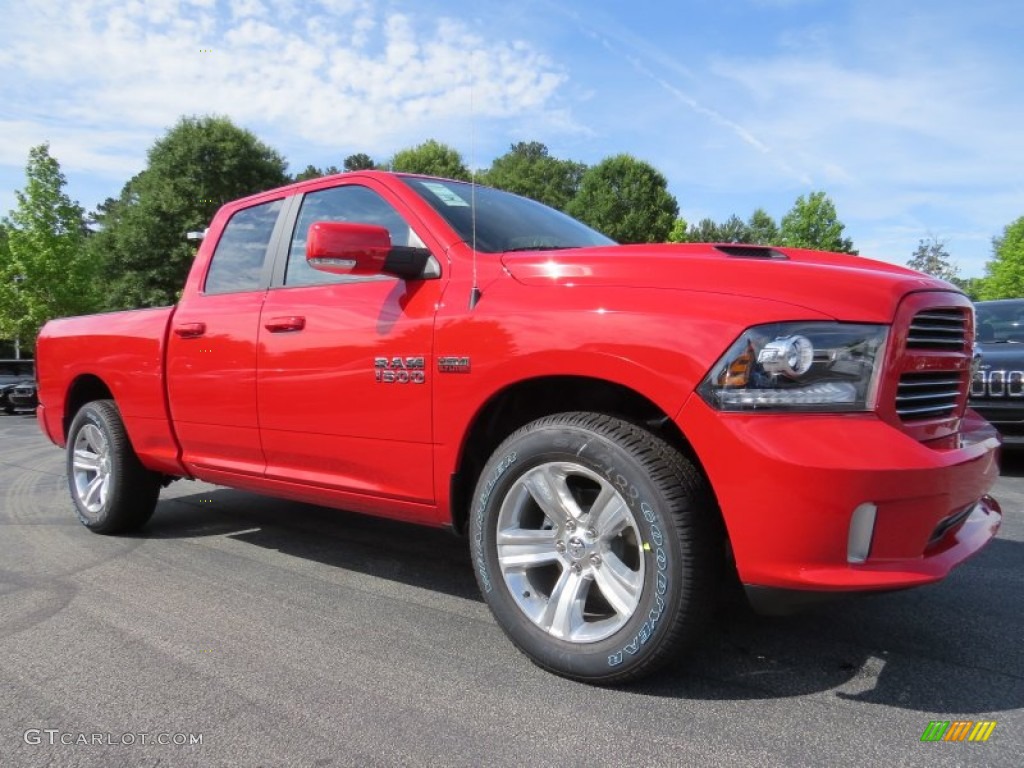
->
(538, 566, 588, 639)
(81, 424, 106, 453)
(73, 422, 113, 514)
(593, 552, 642, 617)
(82, 473, 107, 509)
(589, 486, 630, 540)
(523, 464, 582, 526)
(72, 449, 101, 473)
(497, 528, 560, 569)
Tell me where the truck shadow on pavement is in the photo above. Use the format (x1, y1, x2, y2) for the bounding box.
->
(145, 487, 1023, 715)
(650, 537, 1022, 713)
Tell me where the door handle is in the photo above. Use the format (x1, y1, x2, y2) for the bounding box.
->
(264, 316, 306, 333)
(174, 322, 206, 338)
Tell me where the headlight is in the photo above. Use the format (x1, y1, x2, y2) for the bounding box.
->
(699, 322, 888, 412)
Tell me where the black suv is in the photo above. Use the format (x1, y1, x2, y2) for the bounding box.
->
(0, 359, 35, 414)
(972, 299, 1024, 445)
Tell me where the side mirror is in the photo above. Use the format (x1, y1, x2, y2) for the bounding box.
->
(306, 221, 431, 279)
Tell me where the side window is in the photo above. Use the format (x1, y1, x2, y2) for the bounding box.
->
(204, 199, 284, 294)
(285, 185, 426, 287)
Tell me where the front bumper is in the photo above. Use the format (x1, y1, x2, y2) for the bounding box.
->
(677, 397, 1002, 597)
(970, 399, 1024, 446)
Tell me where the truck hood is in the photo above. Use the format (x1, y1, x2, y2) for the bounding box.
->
(501, 243, 954, 322)
(976, 342, 1024, 368)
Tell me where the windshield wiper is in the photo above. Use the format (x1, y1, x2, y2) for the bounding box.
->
(502, 245, 580, 253)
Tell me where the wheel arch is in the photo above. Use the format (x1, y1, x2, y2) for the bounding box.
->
(63, 374, 114, 440)
(448, 375, 720, 536)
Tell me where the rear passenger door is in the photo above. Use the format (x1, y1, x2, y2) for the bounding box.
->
(167, 197, 290, 478)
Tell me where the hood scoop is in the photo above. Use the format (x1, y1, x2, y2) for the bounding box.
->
(713, 245, 788, 260)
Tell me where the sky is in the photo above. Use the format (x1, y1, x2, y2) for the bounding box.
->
(1, 0, 1021, 277)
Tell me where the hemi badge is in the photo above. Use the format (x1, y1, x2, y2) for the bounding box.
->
(438, 356, 471, 373)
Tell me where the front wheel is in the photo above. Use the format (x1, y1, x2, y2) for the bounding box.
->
(66, 400, 161, 534)
(470, 412, 720, 684)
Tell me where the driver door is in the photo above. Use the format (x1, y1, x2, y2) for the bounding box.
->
(256, 181, 443, 507)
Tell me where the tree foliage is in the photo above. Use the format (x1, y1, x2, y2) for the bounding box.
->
(0, 144, 99, 353)
(779, 191, 857, 254)
(389, 140, 470, 180)
(669, 209, 779, 245)
(718, 214, 749, 244)
(90, 115, 289, 309)
(747, 208, 779, 245)
(685, 218, 724, 243)
(567, 155, 678, 243)
(953, 276, 987, 301)
(906, 235, 959, 283)
(344, 153, 377, 172)
(481, 141, 586, 211)
(667, 218, 689, 243)
(980, 216, 1024, 300)
(294, 164, 340, 182)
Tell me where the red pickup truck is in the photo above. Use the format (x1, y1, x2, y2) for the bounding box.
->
(36, 171, 1001, 683)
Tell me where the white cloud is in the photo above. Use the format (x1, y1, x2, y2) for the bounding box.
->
(0, 0, 570, 178)
(0, 120, 150, 179)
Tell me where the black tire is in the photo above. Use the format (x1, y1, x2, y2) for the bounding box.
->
(469, 412, 720, 684)
(66, 399, 161, 534)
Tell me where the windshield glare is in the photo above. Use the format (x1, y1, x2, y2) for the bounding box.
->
(976, 300, 1024, 343)
(400, 177, 615, 253)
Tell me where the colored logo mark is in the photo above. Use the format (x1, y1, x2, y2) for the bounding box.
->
(920, 720, 997, 742)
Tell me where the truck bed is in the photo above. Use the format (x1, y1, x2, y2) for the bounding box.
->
(36, 306, 185, 476)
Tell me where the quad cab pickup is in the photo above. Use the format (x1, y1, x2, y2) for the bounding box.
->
(36, 172, 1002, 684)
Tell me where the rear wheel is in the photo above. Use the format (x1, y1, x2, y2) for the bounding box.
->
(67, 400, 161, 534)
(470, 412, 720, 684)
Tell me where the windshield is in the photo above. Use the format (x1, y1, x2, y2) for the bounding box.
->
(976, 300, 1024, 343)
(400, 177, 615, 253)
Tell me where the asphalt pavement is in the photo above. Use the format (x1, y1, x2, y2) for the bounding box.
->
(1, 413, 1021, 767)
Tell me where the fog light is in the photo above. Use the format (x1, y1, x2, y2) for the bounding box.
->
(848, 503, 877, 564)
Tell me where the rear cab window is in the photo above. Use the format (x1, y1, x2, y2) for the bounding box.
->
(204, 199, 284, 294)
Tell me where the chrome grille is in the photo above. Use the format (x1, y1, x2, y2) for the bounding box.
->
(971, 369, 1024, 398)
(895, 372, 964, 420)
(906, 309, 967, 351)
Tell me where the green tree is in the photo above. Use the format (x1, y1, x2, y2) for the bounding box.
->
(389, 140, 470, 180)
(687, 218, 724, 243)
(980, 216, 1024, 299)
(90, 115, 289, 308)
(747, 208, 779, 245)
(294, 164, 340, 182)
(906, 235, 959, 283)
(718, 214, 750, 244)
(344, 153, 376, 172)
(667, 217, 689, 243)
(566, 154, 678, 243)
(779, 191, 857, 254)
(481, 141, 586, 211)
(0, 144, 99, 354)
(953, 276, 987, 301)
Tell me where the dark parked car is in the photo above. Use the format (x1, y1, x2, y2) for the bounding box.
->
(971, 299, 1024, 445)
(0, 360, 35, 414)
(7, 382, 38, 412)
